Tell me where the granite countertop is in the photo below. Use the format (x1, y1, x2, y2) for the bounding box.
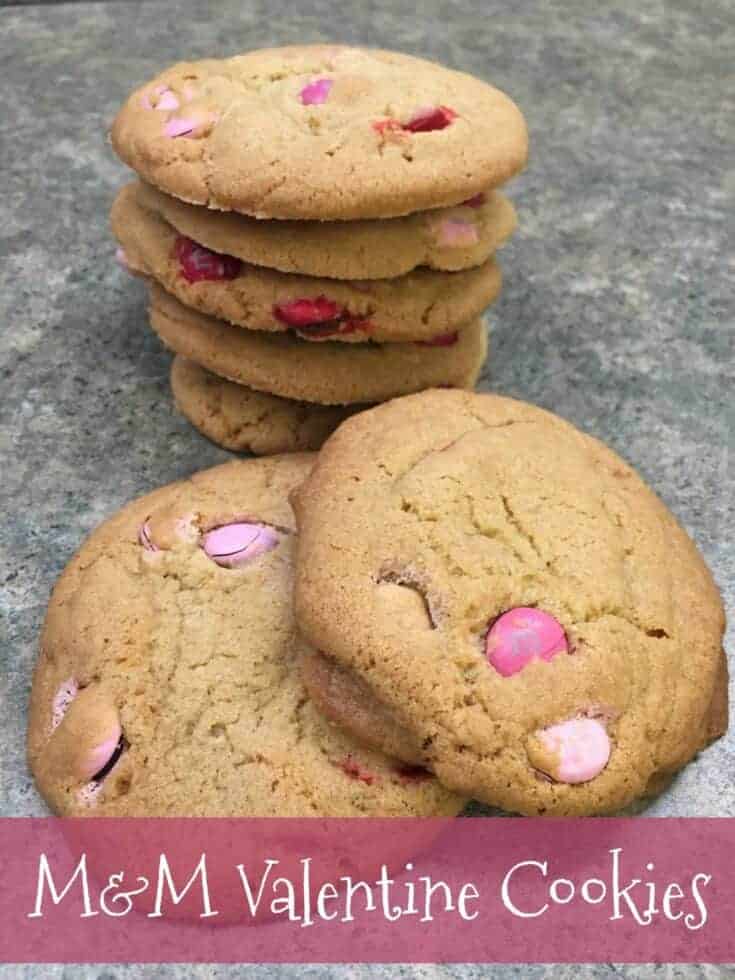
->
(1, 0, 733, 976)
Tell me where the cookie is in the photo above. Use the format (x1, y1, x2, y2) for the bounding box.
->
(112, 183, 503, 344)
(110, 45, 528, 220)
(27, 457, 466, 817)
(292, 390, 728, 816)
(171, 356, 357, 453)
(135, 180, 517, 280)
(149, 286, 487, 406)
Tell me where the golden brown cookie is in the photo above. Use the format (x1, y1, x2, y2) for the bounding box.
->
(112, 183, 503, 344)
(149, 286, 488, 406)
(171, 356, 358, 453)
(110, 45, 528, 220)
(292, 390, 728, 816)
(136, 180, 517, 279)
(27, 457, 466, 817)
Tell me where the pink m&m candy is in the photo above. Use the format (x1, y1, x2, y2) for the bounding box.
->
(436, 218, 480, 247)
(163, 116, 196, 138)
(163, 110, 218, 140)
(485, 607, 568, 677)
(462, 193, 486, 208)
(404, 105, 457, 132)
(300, 78, 333, 105)
(273, 296, 343, 327)
(203, 522, 279, 568)
(537, 718, 611, 784)
(417, 332, 459, 347)
(174, 236, 242, 283)
(79, 726, 124, 782)
(154, 88, 180, 112)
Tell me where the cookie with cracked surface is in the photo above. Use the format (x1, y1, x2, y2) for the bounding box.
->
(171, 356, 358, 453)
(28, 457, 466, 817)
(149, 286, 487, 406)
(292, 390, 728, 816)
(112, 183, 503, 344)
(110, 44, 527, 220)
(135, 180, 517, 280)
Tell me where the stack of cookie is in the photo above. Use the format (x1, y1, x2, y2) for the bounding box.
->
(109, 45, 527, 454)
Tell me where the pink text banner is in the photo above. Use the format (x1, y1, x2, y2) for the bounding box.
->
(1, 818, 733, 963)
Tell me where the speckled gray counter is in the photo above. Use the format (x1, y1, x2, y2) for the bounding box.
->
(1, 0, 733, 976)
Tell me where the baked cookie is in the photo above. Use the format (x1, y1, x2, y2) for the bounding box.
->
(136, 180, 517, 280)
(112, 183, 503, 344)
(149, 286, 487, 406)
(292, 390, 728, 816)
(171, 356, 357, 453)
(28, 457, 466, 817)
(110, 45, 527, 220)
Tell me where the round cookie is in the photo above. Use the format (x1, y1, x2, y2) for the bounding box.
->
(149, 285, 488, 406)
(110, 45, 528, 220)
(136, 180, 517, 280)
(27, 457, 466, 817)
(292, 390, 728, 816)
(171, 356, 358, 453)
(112, 183, 503, 344)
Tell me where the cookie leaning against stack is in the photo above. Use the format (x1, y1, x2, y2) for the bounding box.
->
(293, 389, 729, 816)
(27, 456, 466, 817)
(110, 44, 527, 453)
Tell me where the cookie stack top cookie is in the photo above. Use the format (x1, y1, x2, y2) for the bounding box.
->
(111, 45, 528, 220)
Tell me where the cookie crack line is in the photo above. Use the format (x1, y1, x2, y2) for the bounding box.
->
(574, 610, 671, 641)
(500, 494, 544, 562)
(392, 418, 537, 486)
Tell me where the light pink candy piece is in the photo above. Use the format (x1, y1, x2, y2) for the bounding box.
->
(202, 522, 279, 568)
(155, 89, 180, 111)
(163, 116, 196, 138)
(538, 718, 611, 783)
(486, 607, 568, 677)
(300, 77, 333, 105)
(115, 246, 131, 271)
(51, 678, 78, 732)
(138, 521, 158, 552)
(78, 725, 123, 782)
(437, 218, 480, 247)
